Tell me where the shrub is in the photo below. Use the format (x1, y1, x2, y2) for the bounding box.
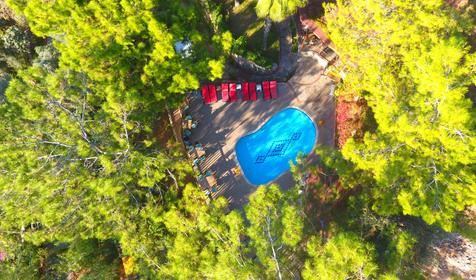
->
(335, 93, 368, 148)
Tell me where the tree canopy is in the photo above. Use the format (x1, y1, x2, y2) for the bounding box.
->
(302, 233, 378, 280)
(0, 0, 231, 277)
(326, 0, 476, 230)
(7, 0, 231, 120)
(255, 0, 307, 22)
(0, 0, 475, 278)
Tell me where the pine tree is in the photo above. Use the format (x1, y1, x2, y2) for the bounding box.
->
(302, 233, 378, 280)
(245, 185, 305, 280)
(326, 0, 476, 230)
(255, 0, 306, 49)
(7, 0, 231, 120)
(0, 0, 234, 276)
(255, 0, 307, 22)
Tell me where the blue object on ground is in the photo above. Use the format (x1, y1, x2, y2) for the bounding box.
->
(235, 108, 317, 185)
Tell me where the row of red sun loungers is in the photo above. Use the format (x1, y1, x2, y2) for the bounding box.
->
(201, 81, 278, 104)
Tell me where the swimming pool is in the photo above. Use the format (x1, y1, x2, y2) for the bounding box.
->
(235, 108, 317, 185)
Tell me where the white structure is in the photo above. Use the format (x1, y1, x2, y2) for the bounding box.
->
(174, 39, 192, 58)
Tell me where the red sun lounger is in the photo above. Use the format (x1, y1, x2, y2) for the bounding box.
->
(229, 83, 237, 102)
(221, 83, 229, 102)
(201, 85, 210, 104)
(241, 82, 249, 101)
(270, 80, 278, 99)
(249, 82, 257, 101)
(263, 81, 271, 100)
(208, 84, 218, 103)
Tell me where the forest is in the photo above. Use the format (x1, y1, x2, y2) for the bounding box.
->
(0, 0, 475, 279)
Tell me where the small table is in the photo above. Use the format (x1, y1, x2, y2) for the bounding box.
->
(198, 174, 217, 189)
(188, 147, 206, 160)
(232, 166, 241, 175)
(196, 148, 205, 158)
(182, 119, 193, 130)
(205, 174, 217, 187)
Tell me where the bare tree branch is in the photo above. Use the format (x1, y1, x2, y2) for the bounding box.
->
(265, 215, 283, 280)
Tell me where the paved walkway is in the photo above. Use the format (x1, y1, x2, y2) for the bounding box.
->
(188, 55, 335, 208)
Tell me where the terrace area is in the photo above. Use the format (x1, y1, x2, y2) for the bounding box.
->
(185, 55, 336, 208)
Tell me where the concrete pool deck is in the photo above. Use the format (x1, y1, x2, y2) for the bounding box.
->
(188, 55, 336, 208)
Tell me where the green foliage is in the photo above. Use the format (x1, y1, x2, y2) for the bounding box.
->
(0, 0, 467, 277)
(220, 31, 234, 53)
(341, 186, 438, 277)
(33, 43, 59, 72)
(0, 63, 193, 243)
(231, 34, 277, 68)
(122, 184, 259, 279)
(0, 0, 235, 277)
(54, 239, 120, 279)
(255, 0, 306, 22)
(326, 0, 476, 230)
(1, 25, 29, 55)
(0, 60, 191, 277)
(202, 0, 226, 33)
(232, 35, 248, 55)
(315, 146, 370, 189)
(245, 184, 305, 279)
(228, 0, 281, 67)
(302, 233, 378, 280)
(127, 184, 308, 279)
(0, 234, 42, 279)
(7, 0, 228, 113)
(383, 231, 417, 275)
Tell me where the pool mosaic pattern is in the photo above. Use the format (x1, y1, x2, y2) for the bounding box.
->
(255, 132, 302, 164)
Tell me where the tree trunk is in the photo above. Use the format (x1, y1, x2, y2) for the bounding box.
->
(265, 216, 283, 280)
(165, 104, 180, 143)
(263, 17, 272, 50)
(199, 0, 217, 33)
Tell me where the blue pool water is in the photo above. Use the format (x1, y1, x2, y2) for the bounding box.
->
(235, 108, 317, 185)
